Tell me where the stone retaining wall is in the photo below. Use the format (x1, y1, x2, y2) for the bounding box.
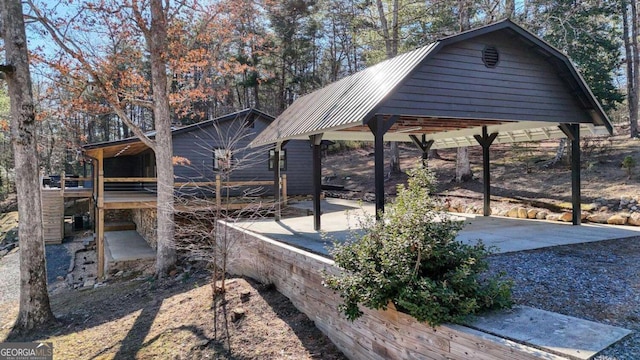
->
(105, 209, 132, 223)
(220, 222, 566, 360)
(132, 208, 157, 249)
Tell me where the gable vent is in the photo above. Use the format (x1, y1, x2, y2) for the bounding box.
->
(482, 46, 500, 68)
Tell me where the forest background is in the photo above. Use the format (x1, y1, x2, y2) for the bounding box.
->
(0, 0, 636, 197)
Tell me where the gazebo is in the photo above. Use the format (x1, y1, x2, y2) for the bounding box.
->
(250, 20, 613, 230)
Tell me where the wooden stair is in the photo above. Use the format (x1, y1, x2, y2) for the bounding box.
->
(104, 221, 136, 232)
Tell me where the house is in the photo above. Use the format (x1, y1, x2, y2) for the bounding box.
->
(43, 108, 312, 277)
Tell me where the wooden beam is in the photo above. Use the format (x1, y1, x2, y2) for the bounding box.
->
(310, 134, 323, 230)
(409, 134, 434, 168)
(103, 202, 157, 210)
(474, 126, 498, 217)
(104, 177, 157, 182)
(368, 115, 397, 218)
(274, 142, 282, 221)
(97, 208, 104, 278)
(570, 124, 581, 225)
(97, 149, 104, 208)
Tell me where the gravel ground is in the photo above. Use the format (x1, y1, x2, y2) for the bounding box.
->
(0, 241, 74, 305)
(486, 236, 640, 360)
(0, 250, 20, 305)
(45, 243, 71, 284)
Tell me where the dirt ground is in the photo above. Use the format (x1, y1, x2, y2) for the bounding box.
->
(0, 269, 346, 360)
(323, 125, 640, 215)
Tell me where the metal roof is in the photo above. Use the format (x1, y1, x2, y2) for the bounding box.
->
(84, 108, 273, 158)
(250, 19, 613, 148)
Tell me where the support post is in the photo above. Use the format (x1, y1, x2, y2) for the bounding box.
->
(474, 126, 498, 217)
(559, 124, 581, 225)
(409, 134, 434, 168)
(273, 142, 281, 221)
(282, 174, 288, 205)
(215, 175, 222, 209)
(367, 114, 397, 219)
(96, 149, 105, 278)
(310, 134, 323, 230)
(571, 124, 581, 225)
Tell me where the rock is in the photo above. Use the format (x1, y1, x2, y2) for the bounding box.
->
(0, 250, 7, 257)
(599, 206, 609, 212)
(536, 211, 548, 220)
(83, 278, 96, 288)
(240, 289, 251, 302)
(546, 214, 560, 221)
(527, 209, 538, 219)
(169, 269, 178, 277)
(629, 214, 640, 226)
(632, 206, 638, 211)
(587, 213, 609, 224)
(559, 212, 573, 222)
(517, 207, 528, 219)
(607, 214, 628, 225)
(56, 276, 64, 281)
(507, 207, 519, 218)
(231, 308, 245, 322)
(66, 274, 74, 285)
(497, 209, 508, 217)
(114, 271, 124, 277)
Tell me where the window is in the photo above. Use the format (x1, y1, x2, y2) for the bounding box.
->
(213, 148, 232, 171)
(268, 149, 287, 171)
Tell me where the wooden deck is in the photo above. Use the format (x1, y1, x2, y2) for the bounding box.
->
(102, 191, 157, 209)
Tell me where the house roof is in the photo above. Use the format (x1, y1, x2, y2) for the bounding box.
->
(83, 108, 273, 158)
(250, 19, 613, 149)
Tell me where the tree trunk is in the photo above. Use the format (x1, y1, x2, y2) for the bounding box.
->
(149, 0, 176, 277)
(1, 0, 55, 332)
(630, 0, 640, 138)
(455, 0, 473, 182)
(455, 147, 473, 182)
(505, 0, 515, 18)
(376, 0, 402, 174)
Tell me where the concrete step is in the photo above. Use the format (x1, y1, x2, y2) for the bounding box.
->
(104, 221, 136, 232)
(467, 305, 632, 360)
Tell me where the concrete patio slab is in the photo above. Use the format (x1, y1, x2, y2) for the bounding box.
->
(467, 305, 632, 359)
(238, 199, 640, 256)
(104, 230, 155, 262)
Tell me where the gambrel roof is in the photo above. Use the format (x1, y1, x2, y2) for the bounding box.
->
(251, 20, 612, 149)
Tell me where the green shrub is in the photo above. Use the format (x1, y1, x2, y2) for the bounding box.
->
(324, 166, 512, 326)
(622, 155, 636, 177)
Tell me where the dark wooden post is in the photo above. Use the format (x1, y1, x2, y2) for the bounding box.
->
(474, 126, 498, 217)
(559, 124, 581, 225)
(409, 134, 434, 168)
(570, 125, 581, 225)
(273, 142, 281, 221)
(310, 134, 323, 230)
(367, 114, 397, 219)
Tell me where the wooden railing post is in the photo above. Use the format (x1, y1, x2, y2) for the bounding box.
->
(216, 175, 222, 209)
(60, 171, 65, 197)
(282, 174, 287, 205)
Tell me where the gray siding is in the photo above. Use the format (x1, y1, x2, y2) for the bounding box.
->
(172, 115, 312, 196)
(378, 32, 592, 124)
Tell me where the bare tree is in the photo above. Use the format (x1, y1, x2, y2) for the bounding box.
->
(375, 0, 403, 174)
(0, 0, 56, 332)
(455, 0, 473, 183)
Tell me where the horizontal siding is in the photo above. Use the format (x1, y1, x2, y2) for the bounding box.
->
(378, 31, 591, 124)
(282, 140, 313, 196)
(172, 116, 312, 196)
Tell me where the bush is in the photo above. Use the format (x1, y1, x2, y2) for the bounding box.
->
(622, 155, 636, 177)
(324, 166, 512, 326)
